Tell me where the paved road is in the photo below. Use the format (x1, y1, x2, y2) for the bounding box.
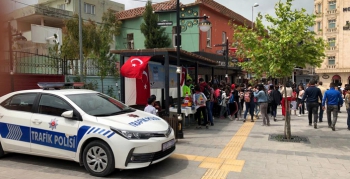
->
(1, 106, 350, 179)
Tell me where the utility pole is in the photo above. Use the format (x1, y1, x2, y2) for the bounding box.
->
(8, 21, 14, 92)
(79, 0, 84, 82)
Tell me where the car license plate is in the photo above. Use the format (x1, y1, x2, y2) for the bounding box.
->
(162, 139, 175, 151)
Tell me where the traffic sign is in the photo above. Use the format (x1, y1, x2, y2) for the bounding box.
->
(216, 50, 224, 54)
(232, 58, 238, 63)
(157, 21, 173, 26)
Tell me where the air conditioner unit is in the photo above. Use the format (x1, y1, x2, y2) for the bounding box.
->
(65, 0, 71, 4)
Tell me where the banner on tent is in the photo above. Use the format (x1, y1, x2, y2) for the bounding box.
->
(148, 63, 178, 89)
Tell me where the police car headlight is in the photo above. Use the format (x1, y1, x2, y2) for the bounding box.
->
(110, 127, 153, 140)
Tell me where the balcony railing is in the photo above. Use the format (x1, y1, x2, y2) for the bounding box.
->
(34, 4, 73, 19)
(327, 46, 337, 51)
(326, 28, 337, 33)
(326, 65, 336, 69)
(327, 9, 337, 14)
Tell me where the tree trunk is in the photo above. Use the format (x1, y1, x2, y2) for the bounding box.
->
(101, 77, 104, 93)
(283, 77, 292, 140)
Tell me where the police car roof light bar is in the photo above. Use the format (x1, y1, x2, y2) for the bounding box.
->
(38, 82, 74, 90)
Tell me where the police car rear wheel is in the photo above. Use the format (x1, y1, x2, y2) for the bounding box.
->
(83, 140, 115, 177)
(0, 143, 4, 158)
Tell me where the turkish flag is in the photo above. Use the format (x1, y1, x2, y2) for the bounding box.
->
(121, 56, 151, 79)
(180, 67, 186, 86)
(135, 66, 150, 105)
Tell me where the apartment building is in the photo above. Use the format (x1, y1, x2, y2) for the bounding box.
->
(8, 0, 124, 54)
(314, 0, 350, 86)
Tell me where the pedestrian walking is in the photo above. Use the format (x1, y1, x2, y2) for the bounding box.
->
(335, 86, 342, 113)
(243, 85, 255, 122)
(193, 85, 208, 129)
(291, 87, 297, 116)
(322, 83, 344, 131)
(317, 81, 327, 122)
(219, 88, 229, 119)
(300, 80, 323, 129)
(253, 84, 260, 119)
(268, 85, 281, 121)
(297, 85, 305, 117)
(228, 84, 239, 121)
(199, 78, 214, 126)
(254, 84, 270, 126)
(280, 82, 293, 120)
(344, 86, 350, 130)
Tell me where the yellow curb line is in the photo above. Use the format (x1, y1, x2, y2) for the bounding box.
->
(170, 120, 256, 178)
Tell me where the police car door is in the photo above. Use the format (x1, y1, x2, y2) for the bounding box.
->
(0, 93, 37, 153)
(30, 94, 80, 159)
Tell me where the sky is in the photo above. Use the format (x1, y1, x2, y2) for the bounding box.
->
(8, 0, 314, 26)
(111, 0, 314, 26)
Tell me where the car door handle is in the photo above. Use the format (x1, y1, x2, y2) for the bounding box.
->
(32, 119, 42, 125)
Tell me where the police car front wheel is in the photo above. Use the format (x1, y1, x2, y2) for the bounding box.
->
(83, 140, 115, 177)
(0, 143, 4, 158)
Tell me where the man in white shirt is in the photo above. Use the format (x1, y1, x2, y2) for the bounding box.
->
(144, 97, 157, 115)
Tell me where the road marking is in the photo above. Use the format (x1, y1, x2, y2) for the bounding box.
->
(170, 121, 255, 178)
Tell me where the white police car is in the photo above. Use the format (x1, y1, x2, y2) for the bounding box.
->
(0, 82, 175, 177)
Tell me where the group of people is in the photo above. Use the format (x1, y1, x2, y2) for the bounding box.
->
(144, 77, 350, 131)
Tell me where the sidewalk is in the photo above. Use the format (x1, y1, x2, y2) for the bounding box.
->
(172, 106, 350, 179)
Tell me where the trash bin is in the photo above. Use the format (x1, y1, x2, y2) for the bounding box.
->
(162, 116, 178, 139)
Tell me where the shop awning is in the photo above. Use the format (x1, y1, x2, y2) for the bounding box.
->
(332, 75, 341, 80)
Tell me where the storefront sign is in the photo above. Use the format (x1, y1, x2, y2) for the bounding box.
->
(322, 74, 329, 79)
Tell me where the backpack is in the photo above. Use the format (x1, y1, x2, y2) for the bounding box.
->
(244, 91, 251, 103)
(268, 91, 274, 104)
(203, 85, 212, 100)
(217, 90, 223, 104)
(228, 93, 235, 103)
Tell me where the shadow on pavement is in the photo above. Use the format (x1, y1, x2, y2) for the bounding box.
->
(1, 153, 189, 178)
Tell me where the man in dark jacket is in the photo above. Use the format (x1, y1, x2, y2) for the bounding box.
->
(300, 80, 323, 129)
(322, 83, 344, 131)
(269, 85, 282, 121)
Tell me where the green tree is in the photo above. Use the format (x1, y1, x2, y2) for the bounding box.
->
(140, 0, 171, 48)
(54, 9, 121, 93)
(232, 0, 326, 139)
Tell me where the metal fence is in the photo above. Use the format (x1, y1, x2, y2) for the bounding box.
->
(0, 51, 116, 76)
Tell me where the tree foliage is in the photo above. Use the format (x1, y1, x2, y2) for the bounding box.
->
(56, 9, 122, 92)
(233, 0, 325, 80)
(140, 0, 171, 48)
(232, 0, 326, 139)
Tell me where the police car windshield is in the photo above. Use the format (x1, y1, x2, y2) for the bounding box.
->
(66, 93, 132, 116)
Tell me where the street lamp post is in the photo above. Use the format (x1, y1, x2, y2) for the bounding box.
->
(252, 3, 259, 29)
(175, 0, 211, 139)
(214, 37, 229, 83)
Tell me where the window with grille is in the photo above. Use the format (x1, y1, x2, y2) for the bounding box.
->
(328, 38, 336, 46)
(84, 3, 95, 14)
(317, 22, 321, 30)
(317, 4, 321, 13)
(127, 33, 134, 49)
(329, 1, 336, 10)
(328, 19, 336, 28)
(328, 56, 335, 65)
(206, 28, 211, 47)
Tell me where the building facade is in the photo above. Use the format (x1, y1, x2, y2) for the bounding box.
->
(8, 0, 125, 54)
(314, 0, 350, 87)
(116, 0, 252, 83)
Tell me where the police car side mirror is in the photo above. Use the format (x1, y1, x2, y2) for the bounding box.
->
(61, 110, 74, 119)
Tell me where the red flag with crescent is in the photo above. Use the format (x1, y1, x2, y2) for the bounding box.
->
(136, 65, 150, 105)
(121, 56, 151, 79)
(180, 67, 186, 86)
